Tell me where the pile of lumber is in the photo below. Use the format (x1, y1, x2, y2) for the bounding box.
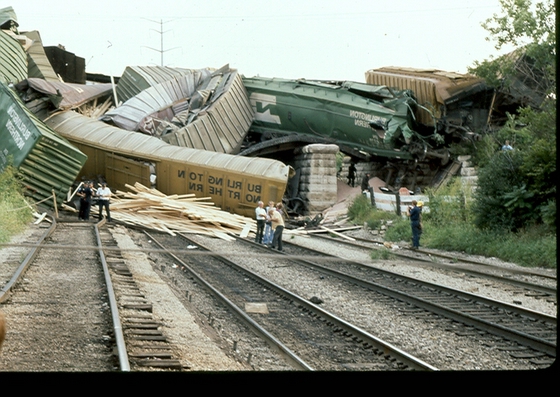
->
(110, 183, 255, 240)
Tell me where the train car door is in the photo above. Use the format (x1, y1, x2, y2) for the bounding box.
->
(105, 153, 152, 192)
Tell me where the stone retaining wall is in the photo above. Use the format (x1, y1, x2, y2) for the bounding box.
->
(293, 144, 339, 213)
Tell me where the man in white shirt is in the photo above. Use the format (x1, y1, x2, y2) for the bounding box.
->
(254, 201, 267, 244)
(97, 182, 112, 222)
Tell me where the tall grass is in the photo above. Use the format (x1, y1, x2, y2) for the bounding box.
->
(0, 166, 34, 243)
(347, 194, 400, 229)
(348, 180, 557, 269)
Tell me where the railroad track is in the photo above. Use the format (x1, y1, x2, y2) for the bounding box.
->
(143, 230, 438, 371)
(309, 233, 557, 301)
(0, 218, 185, 371)
(267, 237, 557, 365)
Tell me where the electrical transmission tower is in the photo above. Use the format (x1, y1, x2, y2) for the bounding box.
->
(143, 18, 179, 67)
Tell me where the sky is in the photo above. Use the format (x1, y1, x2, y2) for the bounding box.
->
(6, 0, 517, 82)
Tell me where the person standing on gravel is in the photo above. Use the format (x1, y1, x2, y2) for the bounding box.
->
(263, 200, 275, 245)
(407, 200, 422, 249)
(270, 202, 285, 251)
(78, 181, 93, 221)
(97, 182, 112, 222)
(254, 201, 267, 244)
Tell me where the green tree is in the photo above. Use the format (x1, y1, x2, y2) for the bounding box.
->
(468, 0, 556, 232)
(470, 0, 556, 97)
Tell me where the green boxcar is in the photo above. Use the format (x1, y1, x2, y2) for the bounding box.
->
(0, 81, 87, 207)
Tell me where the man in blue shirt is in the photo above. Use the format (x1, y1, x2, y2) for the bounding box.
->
(407, 200, 422, 249)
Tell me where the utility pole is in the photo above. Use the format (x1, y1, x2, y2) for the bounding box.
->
(143, 18, 179, 67)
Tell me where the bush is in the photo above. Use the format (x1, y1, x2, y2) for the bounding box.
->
(383, 217, 411, 243)
(347, 194, 399, 229)
(424, 178, 474, 225)
(472, 150, 531, 231)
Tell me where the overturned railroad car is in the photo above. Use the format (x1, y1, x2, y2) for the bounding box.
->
(240, 77, 451, 164)
(365, 67, 494, 141)
(43, 110, 291, 218)
(0, 81, 87, 206)
(103, 65, 254, 154)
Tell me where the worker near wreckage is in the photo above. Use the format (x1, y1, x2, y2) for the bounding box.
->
(407, 200, 423, 249)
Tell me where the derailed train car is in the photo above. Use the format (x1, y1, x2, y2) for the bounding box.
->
(0, 82, 87, 206)
(365, 67, 495, 140)
(101, 64, 254, 155)
(43, 110, 291, 218)
(240, 76, 452, 164)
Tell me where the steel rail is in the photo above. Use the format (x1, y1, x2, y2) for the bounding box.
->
(0, 215, 57, 303)
(271, 239, 557, 357)
(95, 219, 130, 372)
(1, 217, 131, 370)
(309, 233, 557, 293)
(170, 232, 438, 371)
(144, 231, 315, 371)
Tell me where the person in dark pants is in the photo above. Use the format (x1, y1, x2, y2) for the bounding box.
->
(407, 200, 422, 249)
(270, 202, 285, 251)
(78, 181, 93, 220)
(347, 162, 356, 187)
(97, 182, 112, 222)
(361, 172, 371, 192)
(254, 201, 267, 244)
(77, 183, 87, 220)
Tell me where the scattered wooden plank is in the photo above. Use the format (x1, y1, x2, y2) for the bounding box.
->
(319, 226, 356, 241)
(107, 183, 256, 240)
(305, 226, 361, 234)
(33, 212, 48, 224)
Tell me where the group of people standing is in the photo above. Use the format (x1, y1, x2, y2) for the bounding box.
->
(255, 200, 285, 251)
(76, 181, 112, 222)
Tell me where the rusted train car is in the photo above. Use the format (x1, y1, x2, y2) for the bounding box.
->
(43, 110, 291, 218)
(365, 67, 494, 141)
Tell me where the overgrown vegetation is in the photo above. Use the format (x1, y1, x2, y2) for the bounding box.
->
(0, 165, 34, 243)
(348, 176, 556, 268)
(347, 194, 400, 229)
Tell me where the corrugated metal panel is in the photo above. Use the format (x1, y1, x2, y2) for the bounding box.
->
(160, 71, 253, 153)
(104, 68, 252, 154)
(116, 65, 209, 103)
(22, 30, 59, 81)
(0, 29, 27, 84)
(15, 78, 113, 110)
(0, 82, 87, 206)
(101, 72, 199, 131)
(0, 6, 18, 28)
(365, 67, 488, 126)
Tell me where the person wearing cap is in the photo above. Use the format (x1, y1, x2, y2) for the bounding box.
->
(97, 182, 112, 222)
(407, 200, 422, 249)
